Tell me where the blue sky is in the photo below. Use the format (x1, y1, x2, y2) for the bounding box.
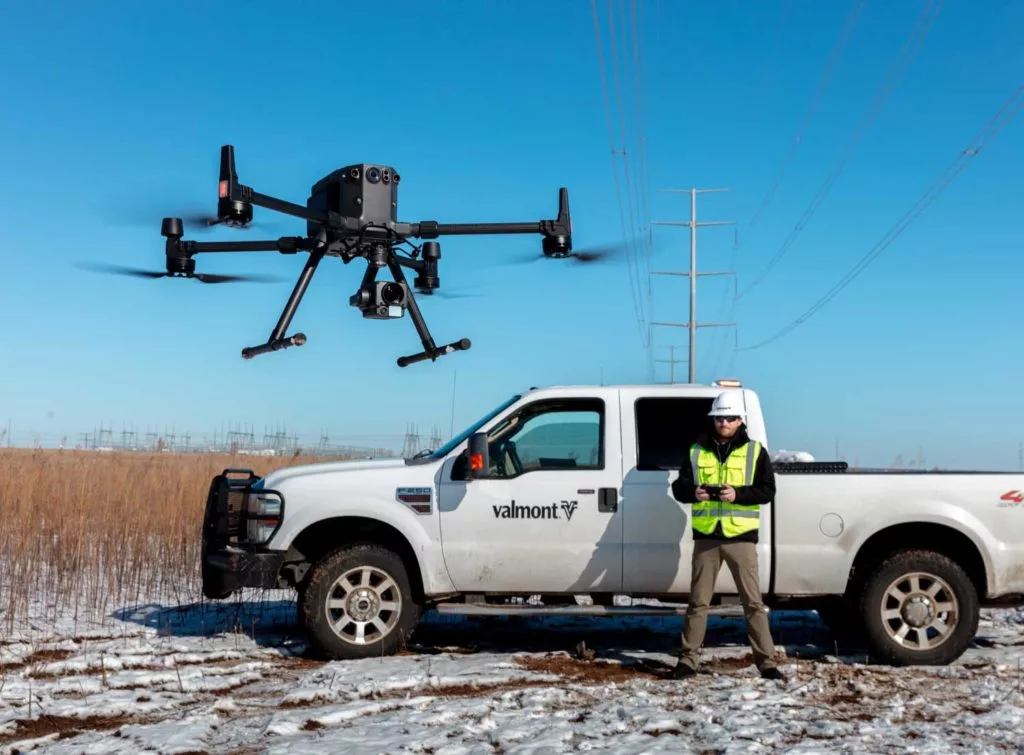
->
(1, 0, 1022, 469)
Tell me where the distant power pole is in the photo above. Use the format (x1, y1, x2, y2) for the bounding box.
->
(654, 345, 688, 383)
(651, 188, 736, 383)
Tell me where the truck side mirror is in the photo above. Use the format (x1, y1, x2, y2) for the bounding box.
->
(467, 432, 489, 479)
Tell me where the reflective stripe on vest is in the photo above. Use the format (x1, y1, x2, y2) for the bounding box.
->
(689, 440, 762, 537)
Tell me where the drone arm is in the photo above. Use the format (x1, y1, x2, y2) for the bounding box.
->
(178, 237, 319, 255)
(217, 144, 329, 226)
(403, 221, 543, 238)
(240, 250, 325, 359)
(400, 187, 572, 241)
(245, 189, 328, 225)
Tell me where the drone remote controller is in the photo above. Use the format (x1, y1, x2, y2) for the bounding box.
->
(142, 145, 575, 367)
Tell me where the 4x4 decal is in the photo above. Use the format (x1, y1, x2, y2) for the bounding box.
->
(999, 490, 1024, 507)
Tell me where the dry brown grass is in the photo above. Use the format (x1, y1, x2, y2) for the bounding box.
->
(0, 448, 352, 631)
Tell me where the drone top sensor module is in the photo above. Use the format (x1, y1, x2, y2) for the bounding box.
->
(90, 145, 616, 367)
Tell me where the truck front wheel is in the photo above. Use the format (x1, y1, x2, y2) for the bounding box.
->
(858, 548, 979, 666)
(300, 543, 421, 660)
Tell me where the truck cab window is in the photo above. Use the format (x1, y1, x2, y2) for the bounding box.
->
(634, 396, 714, 471)
(453, 398, 605, 479)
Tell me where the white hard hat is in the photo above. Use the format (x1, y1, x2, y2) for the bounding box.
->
(708, 390, 745, 419)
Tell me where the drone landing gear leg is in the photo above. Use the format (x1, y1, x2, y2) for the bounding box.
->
(241, 251, 325, 359)
(387, 259, 471, 368)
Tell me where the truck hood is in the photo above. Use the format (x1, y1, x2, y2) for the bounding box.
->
(261, 457, 411, 488)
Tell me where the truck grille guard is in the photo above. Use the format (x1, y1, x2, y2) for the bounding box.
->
(202, 468, 285, 549)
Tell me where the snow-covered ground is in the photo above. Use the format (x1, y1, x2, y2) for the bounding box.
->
(3, 589, 1024, 753)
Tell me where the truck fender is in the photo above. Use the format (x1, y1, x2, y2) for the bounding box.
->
(271, 507, 457, 598)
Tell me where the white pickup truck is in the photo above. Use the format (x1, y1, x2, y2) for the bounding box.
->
(200, 379, 1024, 667)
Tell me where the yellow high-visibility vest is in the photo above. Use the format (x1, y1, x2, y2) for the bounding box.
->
(689, 440, 763, 537)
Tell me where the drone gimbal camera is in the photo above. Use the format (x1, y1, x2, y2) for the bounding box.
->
(148, 145, 574, 367)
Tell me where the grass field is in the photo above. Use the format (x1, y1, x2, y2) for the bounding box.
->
(0, 448, 341, 633)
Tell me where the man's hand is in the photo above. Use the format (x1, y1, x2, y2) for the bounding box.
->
(719, 485, 736, 502)
(694, 486, 711, 501)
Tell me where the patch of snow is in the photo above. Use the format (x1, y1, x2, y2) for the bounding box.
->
(1, 588, 1023, 752)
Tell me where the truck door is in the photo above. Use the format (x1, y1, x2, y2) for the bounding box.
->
(437, 393, 623, 594)
(618, 388, 772, 596)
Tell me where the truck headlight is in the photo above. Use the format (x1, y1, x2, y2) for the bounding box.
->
(243, 490, 284, 544)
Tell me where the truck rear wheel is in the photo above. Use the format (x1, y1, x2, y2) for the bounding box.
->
(858, 548, 979, 666)
(300, 543, 421, 660)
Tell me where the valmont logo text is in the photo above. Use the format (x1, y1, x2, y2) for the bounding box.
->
(492, 500, 578, 521)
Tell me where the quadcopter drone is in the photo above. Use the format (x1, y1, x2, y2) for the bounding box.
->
(92, 145, 614, 367)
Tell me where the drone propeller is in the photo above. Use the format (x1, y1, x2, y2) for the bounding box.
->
(100, 200, 285, 235)
(418, 289, 480, 300)
(502, 241, 627, 266)
(75, 262, 284, 284)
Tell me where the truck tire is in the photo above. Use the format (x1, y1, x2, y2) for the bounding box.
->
(857, 548, 979, 666)
(299, 543, 421, 660)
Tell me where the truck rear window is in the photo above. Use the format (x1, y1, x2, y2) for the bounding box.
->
(635, 396, 715, 471)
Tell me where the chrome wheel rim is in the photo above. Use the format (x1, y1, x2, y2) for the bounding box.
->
(879, 571, 959, 652)
(324, 565, 402, 645)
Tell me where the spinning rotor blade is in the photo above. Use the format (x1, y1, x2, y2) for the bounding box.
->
(500, 241, 628, 267)
(418, 289, 480, 300)
(75, 262, 284, 284)
(101, 200, 285, 234)
(566, 242, 627, 263)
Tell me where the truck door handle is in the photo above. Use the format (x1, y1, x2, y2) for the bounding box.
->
(598, 487, 618, 513)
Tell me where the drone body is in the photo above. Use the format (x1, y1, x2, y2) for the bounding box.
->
(306, 163, 400, 237)
(95, 145, 598, 367)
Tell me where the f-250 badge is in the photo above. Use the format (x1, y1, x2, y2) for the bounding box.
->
(492, 500, 578, 521)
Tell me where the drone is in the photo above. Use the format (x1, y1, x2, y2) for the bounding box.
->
(90, 145, 616, 367)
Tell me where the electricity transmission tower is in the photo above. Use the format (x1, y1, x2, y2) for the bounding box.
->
(654, 344, 688, 383)
(402, 424, 421, 458)
(651, 188, 736, 383)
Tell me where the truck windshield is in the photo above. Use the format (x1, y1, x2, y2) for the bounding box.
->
(411, 394, 522, 462)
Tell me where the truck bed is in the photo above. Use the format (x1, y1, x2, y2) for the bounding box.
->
(775, 461, 1022, 475)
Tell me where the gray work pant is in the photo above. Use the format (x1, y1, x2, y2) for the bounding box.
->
(678, 537, 777, 670)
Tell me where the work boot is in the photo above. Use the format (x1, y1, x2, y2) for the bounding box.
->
(759, 666, 784, 680)
(669, 661, 697, 680)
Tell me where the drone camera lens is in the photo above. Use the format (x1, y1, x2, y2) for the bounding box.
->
(380, 282, 403, 305)
(349, 167, 361, 180)
(382, 169, 391, 184)
(367, 167, 381, 183)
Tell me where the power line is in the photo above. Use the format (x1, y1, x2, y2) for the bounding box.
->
(628, 0, 655, 370)
(737, 0, 944, 301)
(590, 0, 649, 350)
(709, 0, 865, 378)
(741, 0, 867, 244)
(738, 81, 1024, 352)
(651, 187, 736, 383)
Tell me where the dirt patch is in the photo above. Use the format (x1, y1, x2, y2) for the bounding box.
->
(700, 654, 758, 672)
(416, 678, 556, 699)
(279, 653, 650, 709)
(515, 652, 661, 683)
(0, 647, 76, 673)
(0, 713, 142, 746)
(275, 655, 325, 669)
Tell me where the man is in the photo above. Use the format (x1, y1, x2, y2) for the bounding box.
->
(669, 389, 784, 680)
